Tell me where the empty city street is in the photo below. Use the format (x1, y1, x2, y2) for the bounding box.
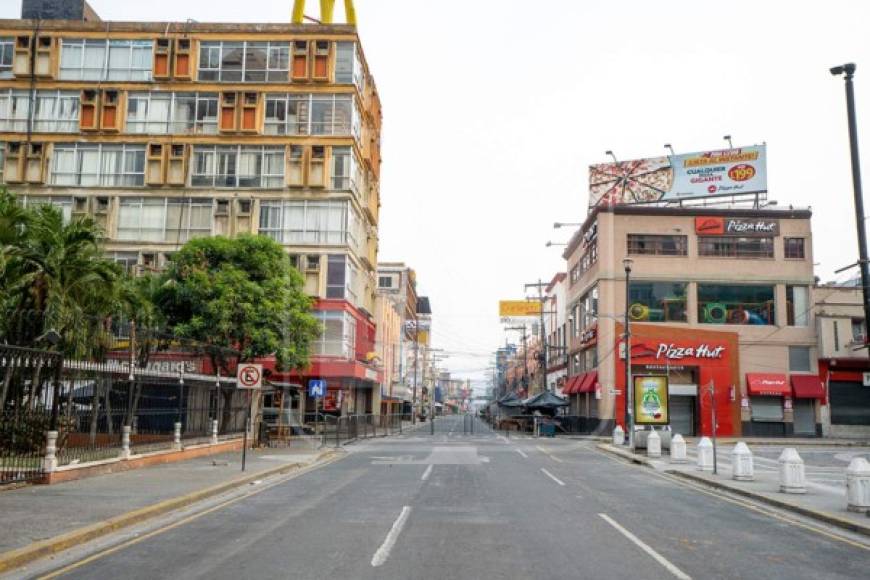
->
(24, 416, 870, 580)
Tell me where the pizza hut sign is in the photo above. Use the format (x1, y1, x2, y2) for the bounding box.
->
(695, 217, 779, 237)
(655, 343, 725, 360)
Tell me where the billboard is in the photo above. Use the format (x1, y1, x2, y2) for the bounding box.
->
(589, 145, 767, 208)
(633, 375, 669, 425)
(499, 300, 541, 317)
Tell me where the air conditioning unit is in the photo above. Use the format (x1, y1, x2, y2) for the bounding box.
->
(153, 38, 171, 79)
(166, 144, 187, 186)
(173, 38, 192, 80)
(146, 143, 166, 185)
(12, 35, 31, 77)
(100, 90, 121, 131)
(24, 143, 46, 183)
(34, 36, 55, 77)
(292, 40, 309, 81)
(3, 142, 25, 183)
(305, 255, 320, 272)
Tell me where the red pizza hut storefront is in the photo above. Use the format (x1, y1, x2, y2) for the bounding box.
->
(614, 324, 740, 437)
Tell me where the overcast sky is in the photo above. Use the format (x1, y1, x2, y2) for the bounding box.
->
(5, 0, 870, 390)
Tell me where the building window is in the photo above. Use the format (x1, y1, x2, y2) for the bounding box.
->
(258, 200, 359, 246)
(852, 319, 866, 343)
(697, 284, 775, 325)
(50, 143, 145, 187)
(0, 90, 79, 133)
(629, 282, 688, 323)
(330, 145, 363, 195)
(378, 276, 392, 288)
(111, 252, 140, 274)
(198, 41, 290, 82)
(191, 145, 284, 188)
(0, 38, 13, 79)
(786, 285, 810, 327)
(788, 346, 811, 372)
(127, 92, 219, 134)
(335, 41, 359, 86)
(264, 94, 354, 136)
(20, 196, 73, 223)
(59, 39, 153, 81)
(0, 142, 4, 182)
(117, 197, 214, 242)
(784, 237, 806, 259)
(627, 234, 687, 256)
(326, 255, 358, 301)
(570, 285, 599, 338)
(698, 236, 774, 258)
(312, 310, 356, 359)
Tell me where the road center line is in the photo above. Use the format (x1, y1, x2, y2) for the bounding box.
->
(516, 449, 528, 459)
(421, 464, 433, 481)
(371, 506, 412, 567)
(536, 446, 564, 462)
(540, 468, 565, 486)
(598, 513, 691, 580)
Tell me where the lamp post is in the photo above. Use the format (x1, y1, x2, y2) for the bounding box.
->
(623, 257, 634, 450)
(830, 63, 870, 356)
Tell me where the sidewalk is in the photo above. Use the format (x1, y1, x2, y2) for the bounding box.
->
(598, 442, 870, 537)
(0, 441, 338, 572)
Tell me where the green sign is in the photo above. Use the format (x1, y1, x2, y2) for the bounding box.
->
(634, 375, 669, 425)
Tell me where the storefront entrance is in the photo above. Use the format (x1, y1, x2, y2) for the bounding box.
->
(793, 399, 815, 435)
(670, 395, 696, 436)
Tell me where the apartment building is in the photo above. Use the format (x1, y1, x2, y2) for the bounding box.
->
(562, 206, 821, 437)
(376, 263, 418, 413)
(0, 0, 383, 416)
(544, 272, 569, 395)
(815, 282, 870, 437)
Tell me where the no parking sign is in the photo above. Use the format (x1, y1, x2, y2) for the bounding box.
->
(236, 364, 262, 389)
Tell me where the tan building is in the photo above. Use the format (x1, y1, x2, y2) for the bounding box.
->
(0, 0, 384, 417)
(374, 292, 405, 415)
(561, 206, 821, 437)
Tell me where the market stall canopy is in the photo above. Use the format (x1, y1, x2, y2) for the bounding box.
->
(498, 392, 525, 407)
(522, 391, 569, 410)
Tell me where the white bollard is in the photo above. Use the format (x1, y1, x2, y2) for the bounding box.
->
(211, 419, 219, 445)
(846, 457, 870, 513)
(647, 431, 661, 458)
(43, 430, 58, 473)
(612, 425, 625, 446)
(778, 447, 806, 494)
(121, 425, 131, 459)
(731, 442, 754, 481)
(670, 434, 687, 463)
(697, 437, 714, 471)
(173, 422, 183, 451)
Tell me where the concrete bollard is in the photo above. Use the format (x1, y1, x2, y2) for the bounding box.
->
(612, 425, 625, 446)
(697, 437, 714, 471)
(846, 457, 870, 513)
(647, 431, 662, 458)
(173, 422, 183, 451)
(121, 425, 131, 459)
(670, 434, 687, 463)
(211, 419, 219, 445)
(43, 430, 58, 473)
(778, 448, 806, 494)
(731, 442, 754, 481)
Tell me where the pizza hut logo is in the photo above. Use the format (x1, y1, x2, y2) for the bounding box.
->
(695, 217, 724, 235)
(728, 164, 756, 182)
(707, 185, 718, 193)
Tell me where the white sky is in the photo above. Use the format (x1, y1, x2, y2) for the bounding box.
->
(5, 0, 870, 391)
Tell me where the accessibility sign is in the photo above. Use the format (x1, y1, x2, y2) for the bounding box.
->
(236, 364, 262, 389)
(309, 379, 326, 398)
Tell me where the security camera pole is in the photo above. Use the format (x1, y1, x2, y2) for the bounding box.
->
(831, 63, 870, 357)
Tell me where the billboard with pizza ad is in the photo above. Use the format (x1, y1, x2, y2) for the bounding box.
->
(589, 145, 767, 208)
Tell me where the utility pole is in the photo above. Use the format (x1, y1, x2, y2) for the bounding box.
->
(507, 326, 529, 393)
(831, 63, 870, 356)
(412, 322, 419, 425)
(524, 279, 548, 394)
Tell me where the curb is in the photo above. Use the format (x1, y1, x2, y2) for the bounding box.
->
(0, 449, 344, 574)
(596, 443, 655, 467)
(666, 469, 870, 539)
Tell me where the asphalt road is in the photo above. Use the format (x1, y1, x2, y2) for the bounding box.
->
(31, 416, 870, 579)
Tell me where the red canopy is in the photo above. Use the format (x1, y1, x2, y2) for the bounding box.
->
(563, 374, 582, 394)
(791, 375, 825, 399)
(577, 371, 598, 393)
(746, 373, 789, 396)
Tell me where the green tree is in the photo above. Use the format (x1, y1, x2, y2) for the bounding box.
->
(155, 235, 320, 426)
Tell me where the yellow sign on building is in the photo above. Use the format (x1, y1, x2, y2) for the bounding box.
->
(634, 376, 670, 425)
(498, 300, 541, 317)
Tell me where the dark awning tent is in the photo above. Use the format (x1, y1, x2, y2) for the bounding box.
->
(522, 391, 569, 411)
(498, 392, 525, 407)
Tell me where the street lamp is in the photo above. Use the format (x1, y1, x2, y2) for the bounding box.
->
(830, 63, 870, 357)
(545, 241, 568, 247)
(623, 257, 634, 450)
(553, 222, 582, 229)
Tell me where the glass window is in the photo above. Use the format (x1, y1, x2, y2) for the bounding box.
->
(264, 94, 354, 136)
(0, 37, 13, 79)
(117, 197, 213, 242)
(127, 92, 218, 134)
(59, 39, 153, 81)
(629, 282, 688, 323)
(751, 396, 784, 422)
(786, 285, 809, 326)
(197, 41, 289, 82)
(785, 237, 806, 259)
(335, 42, 354, 84)
(21, 196, 73, 223)
(698, 236, 774, 258)
(327, 255, 347, 299)
(378, 276, 392, 288)
(697, 284, 775, 325)
(852, 319, 866, 342)
(312, 310, 355, 358)
(192, 145, 284, 188)
(788, 346, 811, 372)
(627, 234, 687, 256)
(0, 90, 80, 133)
(50, 143, 145, 187)
(259, 200, 352, 246)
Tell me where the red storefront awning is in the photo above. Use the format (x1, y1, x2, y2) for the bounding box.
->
(566, 374, 585, 394)
(577, 371, 598, 393)
(746, 373, 789, 396)
(791, 375, 825, 399)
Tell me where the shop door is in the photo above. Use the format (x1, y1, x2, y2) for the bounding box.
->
(793, 399, 815, 435)
(670, 395, 695, 436)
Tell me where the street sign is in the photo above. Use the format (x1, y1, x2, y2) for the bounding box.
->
(236, 364, 262, 389)
(309, 379, 326, 398)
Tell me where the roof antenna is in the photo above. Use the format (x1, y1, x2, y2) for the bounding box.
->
(605, 150, 618, 164)
(723, 135, 734, 149)
(664, 143, 675, 156)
